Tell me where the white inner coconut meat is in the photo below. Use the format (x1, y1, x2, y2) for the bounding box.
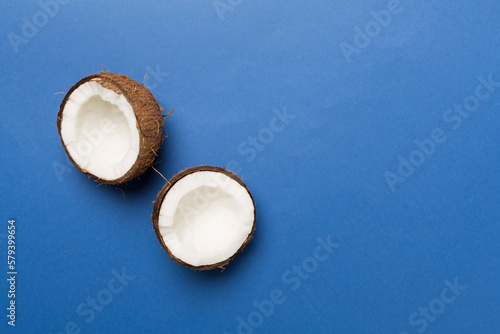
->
(158, 171, 255, 267)
(60, 81, 140, 180)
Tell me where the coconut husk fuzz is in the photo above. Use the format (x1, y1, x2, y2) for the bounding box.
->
(57, 72, 164, 184)
(152, 166, 256, 271)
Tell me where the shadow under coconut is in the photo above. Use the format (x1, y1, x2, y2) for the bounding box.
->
(162, 225, 261, 286)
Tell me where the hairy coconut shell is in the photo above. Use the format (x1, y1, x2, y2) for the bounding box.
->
(57, 72, 164, 184)
(152, 166, 256, 271)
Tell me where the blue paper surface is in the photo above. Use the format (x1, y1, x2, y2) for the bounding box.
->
(1, 1, 499, 333)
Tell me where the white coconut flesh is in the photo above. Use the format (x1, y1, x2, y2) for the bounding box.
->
(158, 171, 255, 267)
(60, 81, 140, 181)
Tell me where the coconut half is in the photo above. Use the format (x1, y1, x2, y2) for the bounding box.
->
(57, 73, 163, 184)
(152, 166, 256, 270)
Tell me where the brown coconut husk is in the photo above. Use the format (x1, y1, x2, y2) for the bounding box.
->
(57, 72, 164, 184)
(152, 166, 256, 271)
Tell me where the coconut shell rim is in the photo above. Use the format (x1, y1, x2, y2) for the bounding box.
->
(57, 73, 163, 185)
(152, 165, 257, 271)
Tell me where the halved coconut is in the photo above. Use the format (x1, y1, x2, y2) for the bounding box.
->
(152, 166, 256, 270)
(57, 72, 163, 184)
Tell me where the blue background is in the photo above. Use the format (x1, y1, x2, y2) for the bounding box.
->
(1, 0, 499, 333)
